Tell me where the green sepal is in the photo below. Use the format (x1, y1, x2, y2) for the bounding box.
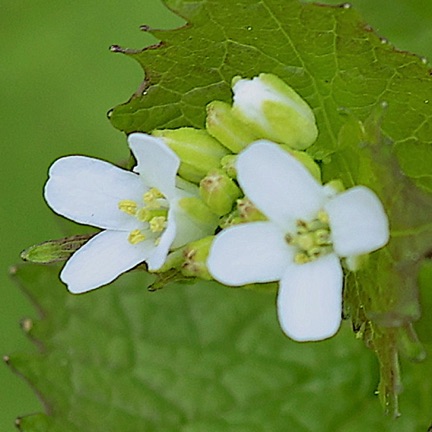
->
(199, 169, 242, 216)
(206, 100, 260, 153)
(181, 236, 214, 280)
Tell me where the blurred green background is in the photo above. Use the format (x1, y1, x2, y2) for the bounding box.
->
(1, 0, 431, 429)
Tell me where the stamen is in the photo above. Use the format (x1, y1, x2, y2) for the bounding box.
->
(317, 210, 329, 224)
(143, 188, 164, 205)
(314, 229, 331, 245)
(295, 233, 315, 250)
(288, 211, 333, 263)
(128, 229, 146, 244)
(149, 216, 167, 233)
(136, 207, 168, 223)
(118, 200, 138, 216)
(294, 252, 310, 264)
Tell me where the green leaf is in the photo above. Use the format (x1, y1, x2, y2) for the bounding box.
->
(110, 0, 432, 188)
(108, 0, 432, 414)
(9, 264, 432, 431)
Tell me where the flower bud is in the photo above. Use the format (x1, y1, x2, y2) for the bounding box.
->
(237, 197, 267, 222)
(152, 128, 228, 183)
(231, 73, 318, 150)
(221, 155, 238, 179)
(181, 236, 214, 280)
(177, 197, 219, 235)
(20, 234, 94, 264)
(199, 169, 242, 216)
(206, 101, 260, 153)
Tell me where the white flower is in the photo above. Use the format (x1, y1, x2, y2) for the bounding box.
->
(45, 133, 210, 294)
(207, 140, 389, 342)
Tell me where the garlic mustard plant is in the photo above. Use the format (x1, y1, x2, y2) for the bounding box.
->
(44, 133, 215, 294)
(207, 140, 389, 342)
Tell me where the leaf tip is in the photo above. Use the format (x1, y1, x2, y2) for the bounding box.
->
(109, 44, 126, 53)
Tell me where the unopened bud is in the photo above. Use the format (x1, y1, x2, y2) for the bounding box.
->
(20, 234, 94, 264)
(152, 128, 228, 183)
(237, 197, 267, 222)
(221, 155, 238, 179)
(206, 101, 260, 153)
(181, 236, 214, 280)
(177, 197, 219, 236)
(200, 169, 242, 216)
(232, 73, 318, 150)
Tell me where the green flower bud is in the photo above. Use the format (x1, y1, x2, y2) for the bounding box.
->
(324, 179, 345, 194)
(177, 197, 219, 232)
(237, 197, 267, 222)
(152, 128, 228, 183)
(219, 210, 243, 229)
(199, 169, 242, 216)
(278, 145, 321, 182)
(231, 73, 318, 150)
(20, 234, 94, 264)
(206, 101, 260, 153)
(181, 236, 214, 280)
(221, 155, 238, 179)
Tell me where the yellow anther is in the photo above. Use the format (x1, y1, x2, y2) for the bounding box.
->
(294, 252, 311, 264)
(118, 200, 138, 216)
(143, 188, 164, 205)
(309, 247, 322, 258)
(315, 229, 331, 245)
(289, 215, 333, 265)
(149, 216, 167, 233)
(128, 229, 146, 245)
(317, 210, 329, 224)
(296, 233, 315, 251)
(137, 207, 168, 223)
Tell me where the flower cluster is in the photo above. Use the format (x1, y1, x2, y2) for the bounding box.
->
(41, 73, 389, 341)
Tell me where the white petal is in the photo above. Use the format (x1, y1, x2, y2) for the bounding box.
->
(277, 254, 342, 342)
(237, 141, 326, 231)
(325, 186, 389, 257)
(44, 156, 144, 230)
(207, 221, 293, 286)
(61, 230, 155, 294)
(146, 208, 177, 271)
(128, 133, 180, 199)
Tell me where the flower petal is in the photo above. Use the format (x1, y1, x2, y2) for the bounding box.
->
(325, 186, 389, 257)
(61, 230, 155, 293)
(277, 254, 342, 342)
(237, 140, 326, 231)
(207, 221, 293, 286)
(44, 156, 144, 230)
(128, 133, 180, 199)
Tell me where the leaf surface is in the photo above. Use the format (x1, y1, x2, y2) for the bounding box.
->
(9, 264, 432, 431)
